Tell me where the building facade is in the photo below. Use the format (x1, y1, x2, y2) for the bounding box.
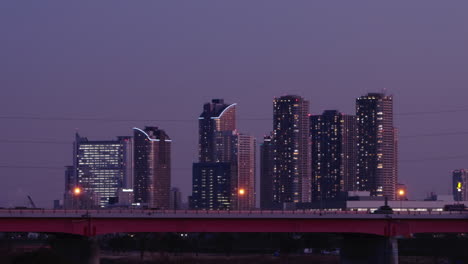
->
(133, 127, 171, 209)
(272, 95, 311, 205)
(310, 110, 357, 201)
(356, 93, 397, 199)
(192, 162, 232, 210)
(71, 133, 132, 207)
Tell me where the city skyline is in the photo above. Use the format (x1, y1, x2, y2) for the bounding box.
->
(2, 1, 468, 208)
(1, 91, 466, 208)
(63, 92, 398, 210)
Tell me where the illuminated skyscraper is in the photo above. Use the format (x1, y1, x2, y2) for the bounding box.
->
(192, 99, 255, 210)
(453, 169, 468, 201)
(272, 95, 311, 205)
(356, 93, 397, 199)
(133, 127, 171, 209)
(310, 110, 357, 201)
(199, 99, 236, 162)
(236, 134, 256, 210)
(72, 134, 133, 207)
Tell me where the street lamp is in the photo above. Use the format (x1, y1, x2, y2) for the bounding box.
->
(238, 188, 245, 210)
(398, 189, 405, 212)
(72, 187, 82, 209)
(73, 187, 82, 196)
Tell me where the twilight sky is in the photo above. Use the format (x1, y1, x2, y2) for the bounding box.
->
(1, 1, 468, 208)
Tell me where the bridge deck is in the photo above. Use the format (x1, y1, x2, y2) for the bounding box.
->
(0, 209, 467, 219)
(0, 210, 467, 237)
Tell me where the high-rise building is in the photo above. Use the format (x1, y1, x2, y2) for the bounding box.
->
(119, 136, 134, 189)
(236, 134, 256, 210)
(453, 169, 468, 201)
(356, 93, 397, 199)
(133, 127, 171, 209)
(192, 162, 232, 210)
(71, 133, 133, 207)
(192, 99, 255, 210)
(193, 99, 236, 210)
(310, 110, 357, 201)
(199, 99, 236, 162)
(260, 135, 275, 209)
(271, 95, 311, 205)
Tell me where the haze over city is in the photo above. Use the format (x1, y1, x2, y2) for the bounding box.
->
(1, 1, 468, 208)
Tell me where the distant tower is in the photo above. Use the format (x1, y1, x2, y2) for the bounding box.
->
(133, 127, 171, 209)
(453, 169, 468, 201)
(310, 110, 357, 201)
(260, 135, 275, 209)
(356, 93, 397, 199)
(272, 95, 311, 205)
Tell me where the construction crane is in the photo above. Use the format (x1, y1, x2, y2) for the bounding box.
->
(27, 195, 37, 209)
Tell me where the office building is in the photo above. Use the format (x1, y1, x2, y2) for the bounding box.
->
(453, 169, 468, 201)
(310, 110, 357, 201)
(192, 162, 232, 210)
(71, 133, 133, 207)
(271, 95, 311, 205)
(356, 93, 397, 199)
(133, 127, 171, 209)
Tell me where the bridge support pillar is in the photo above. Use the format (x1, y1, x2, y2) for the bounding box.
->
(340, 235, 398, 264)
(50, 235, 100, 264)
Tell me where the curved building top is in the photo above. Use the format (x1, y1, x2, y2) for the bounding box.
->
(199, 99, 237, 119)
(133, 127, 171, 142)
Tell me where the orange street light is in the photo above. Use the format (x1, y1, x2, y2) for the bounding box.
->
(398, 189, 405, 196)
(73, 187, 82, 196)
(238, 188, 245, 195)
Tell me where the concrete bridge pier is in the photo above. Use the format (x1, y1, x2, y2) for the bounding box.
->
(340, 235, 398, 264)
(50, 234, 100, 264)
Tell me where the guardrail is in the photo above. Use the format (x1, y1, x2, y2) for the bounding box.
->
(0, 208, 467, 216)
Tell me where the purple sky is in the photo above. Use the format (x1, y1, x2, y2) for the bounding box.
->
(1, 1, 468, 207)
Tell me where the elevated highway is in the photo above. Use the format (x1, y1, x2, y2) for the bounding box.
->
(0, 209, 467, 237)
